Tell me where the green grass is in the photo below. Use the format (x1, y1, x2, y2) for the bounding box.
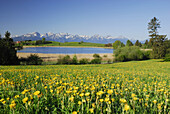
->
(0, 60, 169, 113)
(23, 41, 105, 47)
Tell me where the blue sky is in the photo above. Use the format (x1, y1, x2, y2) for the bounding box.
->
(0, 0, 170, 40)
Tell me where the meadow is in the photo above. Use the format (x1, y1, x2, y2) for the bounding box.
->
(0, 60, 169, 113)
(22, 41, 105, 47)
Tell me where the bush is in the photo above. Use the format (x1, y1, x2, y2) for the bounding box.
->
(79, 58, 89, 64)
(91, 54, 102, 64)
(26, 54, 43, 65)
(164, 54, 170, 62)
(90, 58, 102, 64)
(93, 54, 101, 58)
(71, 55, 78, 64)
(57, 55, 72, 64)
(114, 46, 150, 62)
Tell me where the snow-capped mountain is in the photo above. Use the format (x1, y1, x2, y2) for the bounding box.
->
(12, 32, 130, 44)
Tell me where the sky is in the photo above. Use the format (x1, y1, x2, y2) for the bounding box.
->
(0, 0, 170, 40)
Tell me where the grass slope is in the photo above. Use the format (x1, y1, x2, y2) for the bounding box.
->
(23, 41, 105, 47)
(0, 60, 169, 113)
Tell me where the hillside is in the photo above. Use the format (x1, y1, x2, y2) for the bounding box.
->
(21, 41, 106, 47)
(0, 60, 169, 113)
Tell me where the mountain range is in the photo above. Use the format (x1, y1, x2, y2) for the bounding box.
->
(12, 32, 142, 44)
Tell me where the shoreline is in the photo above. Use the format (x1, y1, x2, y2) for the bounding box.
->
(17, 52, 114, 61)
(23, 46, 113, 49)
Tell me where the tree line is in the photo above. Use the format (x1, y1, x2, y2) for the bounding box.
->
(113, 17, 170, 62)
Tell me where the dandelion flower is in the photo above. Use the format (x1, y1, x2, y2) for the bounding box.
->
(34, 91, 40, 96)
(124, 104, 130, 111)
(22, 97, 28, 103)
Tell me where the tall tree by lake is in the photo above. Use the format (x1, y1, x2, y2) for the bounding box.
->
(0, 31, 19, 65)
(148, 17, 168, 58)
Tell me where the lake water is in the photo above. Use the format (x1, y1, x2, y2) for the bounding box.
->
(17, 47, 113, 54)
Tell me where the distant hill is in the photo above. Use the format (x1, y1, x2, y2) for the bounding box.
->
(12, 32, 130, 44)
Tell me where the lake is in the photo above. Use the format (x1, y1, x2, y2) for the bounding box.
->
(17, 47, 114, 54)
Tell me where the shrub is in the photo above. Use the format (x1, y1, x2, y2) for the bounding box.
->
(79, 58, 89, 64)
(114, 46, 150, 62)
(71, 55, 78, 64)
(61, 55, 72, 64)
(91, 54, 102, 64)
(91, 58, 102, 64)
(164, 54, 170, 62)
(26, 54, 43, 65)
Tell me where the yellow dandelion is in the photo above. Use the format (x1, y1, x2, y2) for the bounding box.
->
(153, 100, 157, 104)
(9, 103, 16, 109)
(99, 99, 104, 102)
(72, 111, 77, 114)
(78, 101, 82, 105)
(107, 89, 113, 94)
(22, 97, 28, 103)
(124, 104, 130, 111)
(131, 93, 136, 98)
(105, 97, 110, 102)
(111, 98, 115, 102)
(79, 93, 84, 97)
(85, 92, 90, 96)
(34, 91, 40, 96)
(120, 98, 127, 103)
(89, 108, 94, 113)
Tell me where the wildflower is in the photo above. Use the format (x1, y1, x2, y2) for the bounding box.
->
(124, 104, 130, 111)
(92, 103, 95, 108)
(6, 98, 10, 100)
(79, 93, 84, 97)
(28, 101, 31, 105)
(50, 90, 53, 93)
(96, 91, 104, 96)
(15, 95, 19, 99)
(0, 98, 4, 102)
(153, 100, 157, 104)
(107, 89, 113, 94)
(21, 91, 26, 95)
(22, 97, 28, 103)
(105, 97, 110, 102)
(78, 101, 82, 105)
(72, 111, 77, 114)
(85, 92, 90, 96)
(120, 98, 127, 103)
(133, 97, 138, 101)
(9, 103, 16, 109)
(82, 99, 86, 102)
(89, 108, 94, 113)
(99, 99, 104, 102)
(11, 100, 15, 104)
(131, 93, 136, 98)
(2, 101, 6, 104)
(157, 103, 162, 110)
(34, 91, 40, 96)
(69, 96, 74, 102)
(111, 98, 115, 102)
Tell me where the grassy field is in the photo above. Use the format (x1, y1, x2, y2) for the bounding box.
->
(23, 41, 105, 47)
(0, 60, 169, 113)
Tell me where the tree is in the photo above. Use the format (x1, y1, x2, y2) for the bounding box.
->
(26, 54, 43, 65)
(152, 35, 167, 58)
(148, 38, 154, 48)
(0, 31, 19, 65)
(148, 17, 168, 58)
(42, 38, 46, 44)
(72, 55, 78, 64)
(148, 17, 160, 39)
(112, 40, 125, 49)
(135, 40, 142, 47)
(126, 40, 133, 46)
